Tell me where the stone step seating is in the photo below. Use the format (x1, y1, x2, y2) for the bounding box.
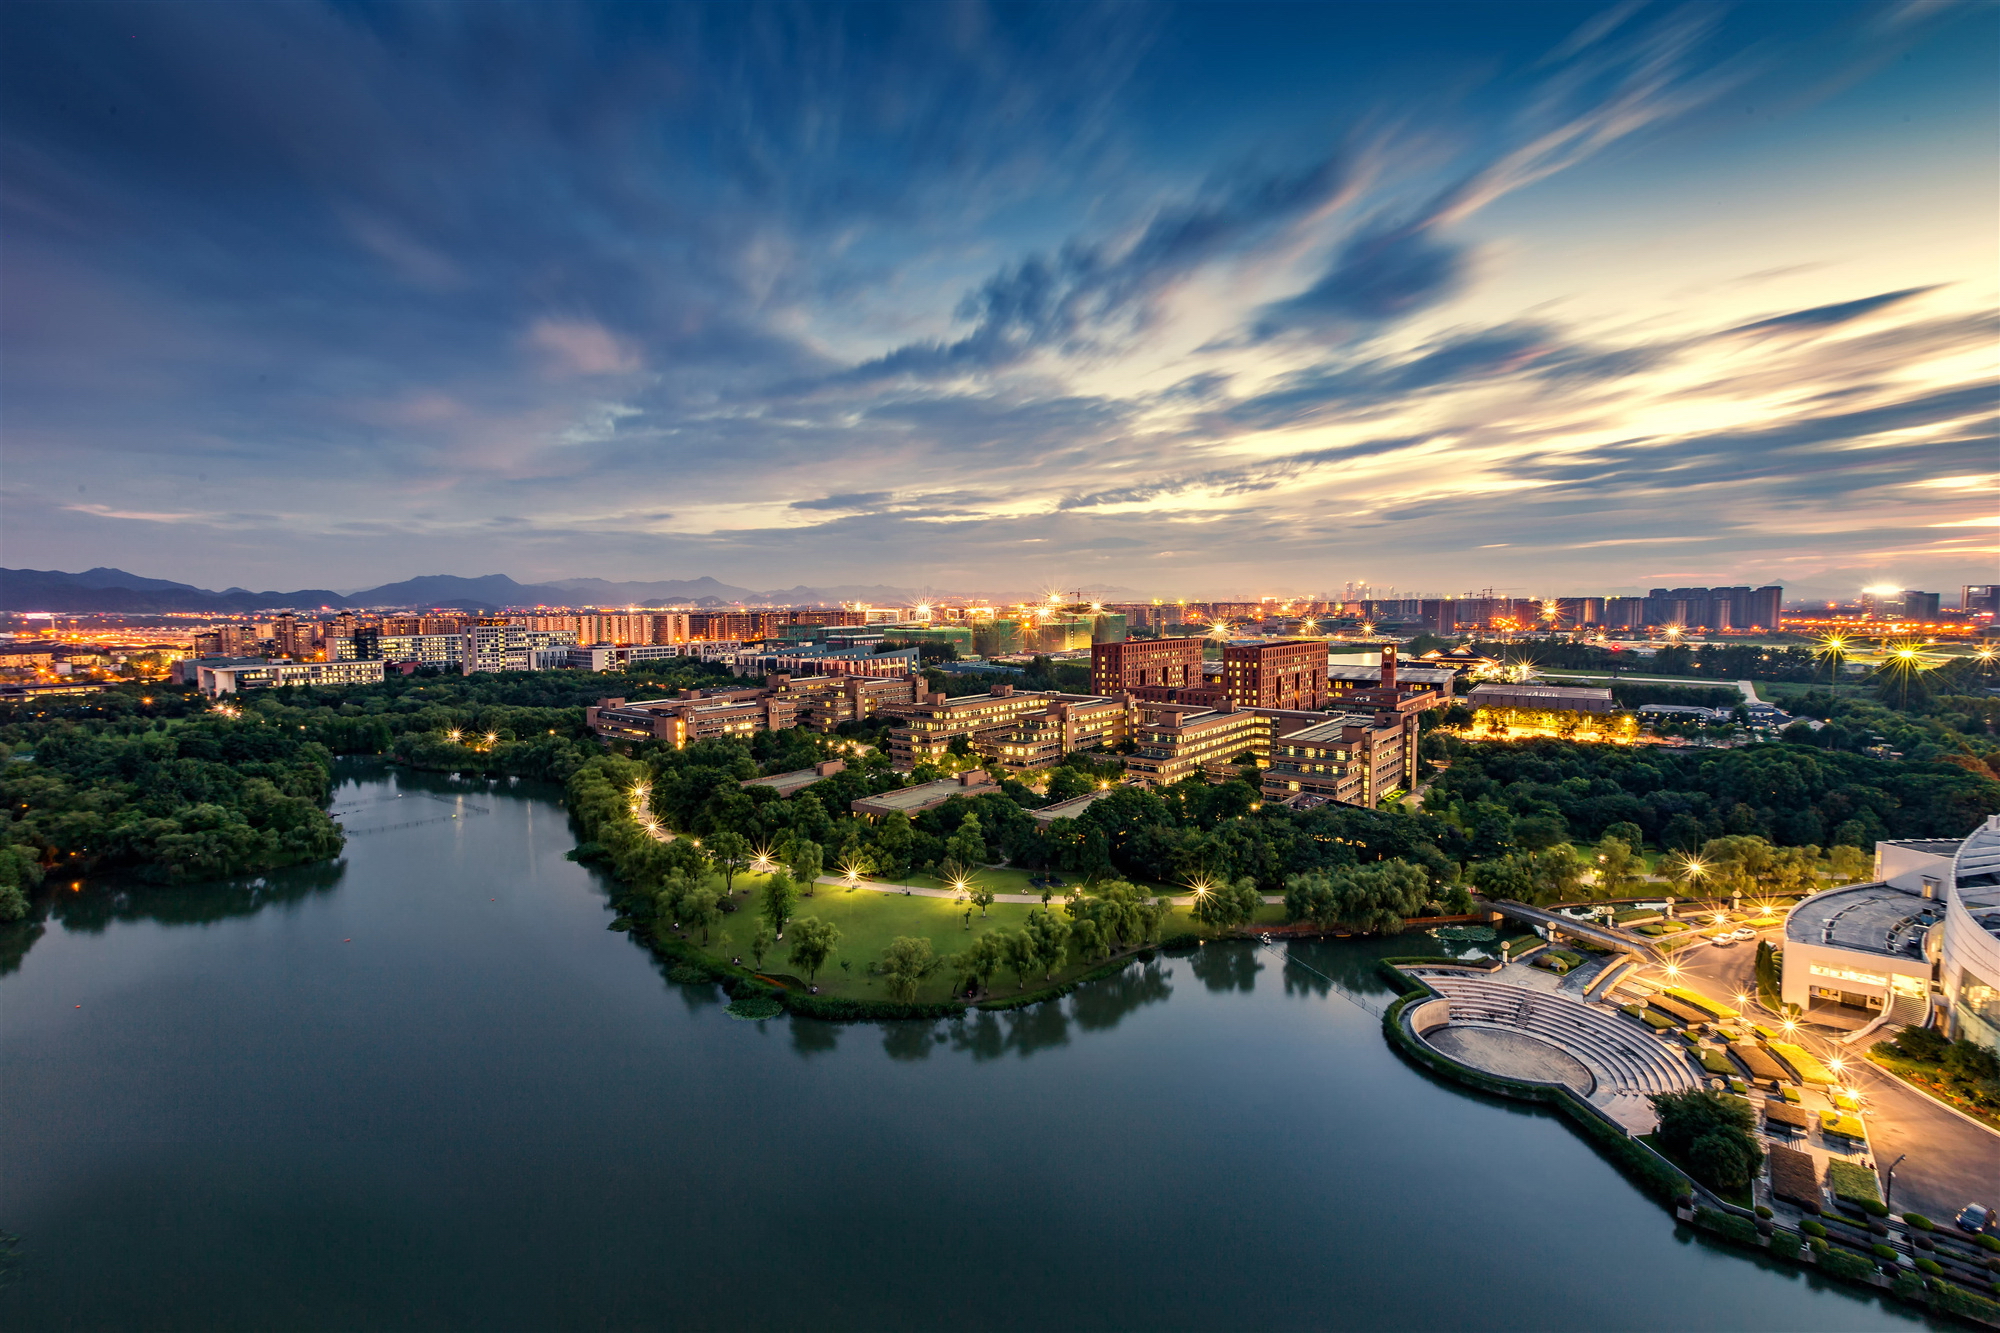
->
(1421, 975, 1702, 1104)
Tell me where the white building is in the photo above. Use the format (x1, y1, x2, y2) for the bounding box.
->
(1779, 822, 2000, 1051)
(460, 626, 578, 675)
(198, 660, 386, 696)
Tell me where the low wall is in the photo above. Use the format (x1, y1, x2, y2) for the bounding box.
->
(1409, 997, 1451, 1035)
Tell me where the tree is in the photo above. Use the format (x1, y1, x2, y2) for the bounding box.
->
(1191, 876, 1260, 933)
(762, 871, 797, 938)
(1022, 907, 1072, 979)
(946, 811, 985, 867)
(1593, 835, 1640, 897)
(1001, 930, 1037, 988)
(1283, 870, 1340, 926)
(954, 931, 1007, 993)
(1649, 1089, 1762, 1192)
(751, 923, 774, 968)
(680, 887, 722, 944)
(1329, 860, 1431, 934)
(709, 831, 749, 894)
(1070, 917, 1107, 963)
(878, 936, 939, 1001)
(787, 916, 841, 982)
(1828, 844, 1868, 883)
(872, 810, 914, 878)
(789, 838, 824, 896)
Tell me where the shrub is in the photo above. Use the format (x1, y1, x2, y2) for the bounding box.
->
(1801, 1220, 1827, 1238)
(1769, 1229, 1802, 1260)
(1977, 1235, 2000, 1254)
(1756, 1205, 1773, 1219)
(1903, 1212, 1934, 1231)
(1916, 1258, 1944, 1277)
(1931, 1282, 2000, 1325)
(1820, 1248, 1876, 1281)
(666, 963, 710, 984)
(1865, 1200, 1889, 1218)
(1872, 1243, 1899, 1261)
(1809, 1237, 1828, 1254)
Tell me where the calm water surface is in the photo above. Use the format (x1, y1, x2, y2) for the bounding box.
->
(0, 766, 1939, 1331)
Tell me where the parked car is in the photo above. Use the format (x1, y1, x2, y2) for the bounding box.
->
(1708, 933, 1737, 947)
(1956, 1203, 1992, 1233)
(1730, 927, 1757, 941)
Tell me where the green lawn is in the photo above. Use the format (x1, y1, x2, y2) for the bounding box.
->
(669, 871, 1282, 1003)
(893, 866, 1184, 900)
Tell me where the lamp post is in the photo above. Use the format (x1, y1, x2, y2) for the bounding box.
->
(1883, 1153, 1907, 1214)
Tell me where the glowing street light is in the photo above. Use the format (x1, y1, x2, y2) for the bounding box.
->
(446, 729, 462, 743)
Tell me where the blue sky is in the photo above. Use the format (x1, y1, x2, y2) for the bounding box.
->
(2, 0, 1993, 600)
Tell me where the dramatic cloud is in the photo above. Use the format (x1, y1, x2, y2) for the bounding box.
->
(0, 0, 1991, 599)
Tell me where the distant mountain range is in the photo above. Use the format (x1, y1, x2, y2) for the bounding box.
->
(0, 567, 945, 613)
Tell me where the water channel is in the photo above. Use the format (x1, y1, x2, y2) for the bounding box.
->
(0, 765, 1942, 1330)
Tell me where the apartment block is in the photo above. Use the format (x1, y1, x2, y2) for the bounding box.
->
(1222, 639, 1327, 710)
(460, 624, 579, 674)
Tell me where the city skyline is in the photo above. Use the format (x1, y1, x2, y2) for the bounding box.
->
(2, 2, 1995, 599)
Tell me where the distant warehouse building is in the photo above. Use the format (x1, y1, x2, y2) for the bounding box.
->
(1465, 683, 1616, 714)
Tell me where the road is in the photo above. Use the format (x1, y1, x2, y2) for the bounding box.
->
(1658, 928, 1995, 1222)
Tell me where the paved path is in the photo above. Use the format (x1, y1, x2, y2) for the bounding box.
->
(813, 874, 1281, 907)
(1652, 935, 1993, 1222)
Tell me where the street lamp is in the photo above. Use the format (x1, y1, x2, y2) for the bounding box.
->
(1883, 1153, 1907, 1213)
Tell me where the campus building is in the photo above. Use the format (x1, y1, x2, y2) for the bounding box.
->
(1260, 710, 1416, 807)
(1222, 639, 1327, 711)
(586, 688, 798, 746)
(1778, 821, 2000, 1051)
(1090, 636, 1204, 695)
(197, 659, 387, 696)
(883, 684, 1123, 770)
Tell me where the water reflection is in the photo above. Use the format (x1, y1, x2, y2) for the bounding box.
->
(868, 958, 1179, 1063)
(790, 1019, 839, 1058)
(1190, 941, 1263, 992)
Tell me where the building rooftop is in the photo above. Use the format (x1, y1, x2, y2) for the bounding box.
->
(1467, 682, 1616, 706)
(1785, 880, 1939, 958)
(1027, 788, 1119, 826)
(1884, 838, 1964, 855)
(1271, 712, 1379, 745)
(1326, 664, 1455, 684)
(850, 773, 997, 816)
(741, 761, 843, 797)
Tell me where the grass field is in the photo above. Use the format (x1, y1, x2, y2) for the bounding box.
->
(668, 870, 1283, 1003)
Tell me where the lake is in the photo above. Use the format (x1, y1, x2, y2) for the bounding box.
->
(0, 764, 1940, 1330)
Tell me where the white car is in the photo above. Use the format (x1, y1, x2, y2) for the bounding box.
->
(1730, 927, 1758, 941)
(1708, 933, 1737, 947)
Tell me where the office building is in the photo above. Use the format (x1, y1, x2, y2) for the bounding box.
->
(1963, 586, 2000, 617)
(586, 688, 798, 746)
(987, 694, 1131, 774)
(884, 684, 1096, 769)
(1466, 683, 1616, 715)
(1902, 590, 1941, 621)
(1261, 711, 1419, 807)
(1222, 639, 1327, 710)
(1324, 651, 1455, 707)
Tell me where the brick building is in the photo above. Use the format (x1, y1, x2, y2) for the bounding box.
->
(1222, 639, 1327, 710)
(1091, 636, 1204, 695)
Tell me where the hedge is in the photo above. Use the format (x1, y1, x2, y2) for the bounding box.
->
(1696, 1207, 1762, 1247)
(1664, 985, 1738, 1019)
(1697, 1047, 1737, 1076)
(1819, 1248, 1878, 1281)
(1770, 1040, 1835, 1085)
(1624, 1004, 1676, 1030)
(1828, 1159, 1883, 1207)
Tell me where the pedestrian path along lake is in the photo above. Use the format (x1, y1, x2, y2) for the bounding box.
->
(0, 765, 1943, 1330)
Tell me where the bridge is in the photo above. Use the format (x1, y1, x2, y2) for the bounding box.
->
(1488, 899, 1662, 961)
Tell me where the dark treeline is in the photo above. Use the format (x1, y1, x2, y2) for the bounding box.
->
(1425, 738, 2000, 853)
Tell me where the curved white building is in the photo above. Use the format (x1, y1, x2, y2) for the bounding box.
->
(1779, 817, 2000, 1051)
(1944, 815, 2000, 1050)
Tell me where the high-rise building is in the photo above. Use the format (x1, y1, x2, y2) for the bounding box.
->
(1903, 591, 1941, 621)
(1960, 585, 1998, 616)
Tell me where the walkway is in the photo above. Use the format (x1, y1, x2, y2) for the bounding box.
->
(812, 874, 1280, 907)
(1489, 899, 1661, 958)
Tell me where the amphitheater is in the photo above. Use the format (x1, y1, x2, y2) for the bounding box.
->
(1402, 970, 1701, 1133)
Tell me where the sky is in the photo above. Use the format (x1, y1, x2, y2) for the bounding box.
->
(1, 0, 1994, 602)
